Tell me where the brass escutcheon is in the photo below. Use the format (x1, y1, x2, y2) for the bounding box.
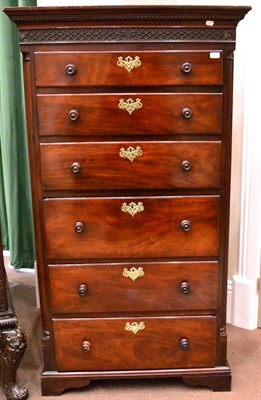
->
(117, 55, 141, 73)
(119, 146, 143, 163)
(121, 201, 144, 217)
(118, 98, 143, 115)
(122, 267, 145, 282)
(125, 321, 145, 334)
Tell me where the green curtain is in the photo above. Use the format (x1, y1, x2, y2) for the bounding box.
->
(0, 0, 36, 268)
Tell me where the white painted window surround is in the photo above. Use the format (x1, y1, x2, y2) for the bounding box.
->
(35, 0, 260, 330)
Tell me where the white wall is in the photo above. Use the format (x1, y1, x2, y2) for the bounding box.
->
(231, 0, 261, 329)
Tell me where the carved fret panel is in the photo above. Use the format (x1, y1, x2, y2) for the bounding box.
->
(20, 27, 235, 44)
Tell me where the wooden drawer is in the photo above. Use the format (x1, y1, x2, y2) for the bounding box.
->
(44, 196, 220, 259)
(35, 50, 223, 87)
(41, 141, 221, 191)
(37, 93, 222, 136)
(53, 316, 217, 371)
(49, 261, 219, 314)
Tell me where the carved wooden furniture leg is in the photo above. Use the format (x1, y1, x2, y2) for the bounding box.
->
(0, 231, 28, 400)
(1, 326, 28, 400)
(0, 230, 28, 400)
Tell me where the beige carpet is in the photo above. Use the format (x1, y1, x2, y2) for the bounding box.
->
(2, 266, 261, 399)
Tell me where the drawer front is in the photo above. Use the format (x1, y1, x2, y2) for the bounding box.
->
(53, 316, 217, 371)
(44, 196, 220, 259)
(35, 51, 223, 87)
(41, 141, 221, 191)
(37, 93, 222, 136)
(49, 261, 219, 314)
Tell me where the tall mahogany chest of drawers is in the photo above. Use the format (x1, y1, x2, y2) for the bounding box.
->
(5, 5, 250, 396)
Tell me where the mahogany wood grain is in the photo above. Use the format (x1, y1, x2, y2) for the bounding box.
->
(48, 261, 219, 314)
(35, 51, 223, 87)
(183, 373, 231, 391)
(41, 369, 231, 396)
(37, 93, 222, 136)
(53, 316, 217, 371)
(44, 196, 220, 259)
(4, 4, 250, 395)
(40, 141, 221, 191)
(41, 377, 91, 397)
(4, 5, 251, 28)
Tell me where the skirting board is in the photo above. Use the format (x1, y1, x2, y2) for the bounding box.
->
(3, 250, 11, 268)
(227, 275, 259, 330)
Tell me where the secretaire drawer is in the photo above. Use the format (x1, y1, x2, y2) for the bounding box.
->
(34, 50, 223, 87)
(37, 93, 222, 136)
(49, 261, 219, 314)
(53, 316, 217, 371)
(40, 141, 221, 191)
(43, 196, 220, 259)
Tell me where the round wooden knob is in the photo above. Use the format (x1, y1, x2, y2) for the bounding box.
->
(181, 62, 192, 74)
(74, 221, 85, 233)
(180, 281, 190, 295)
(181, 220, 191, 232)
(78, 284, 88, 297)
(181, 107, 193, 119)
(180, 338, 190, 351)
(65, 64, 77, 76)
(70, 162, 81, 174)
(82, 340, 91, 353)
(68, 109, 79, 121)
(181, 160, 191, 171)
